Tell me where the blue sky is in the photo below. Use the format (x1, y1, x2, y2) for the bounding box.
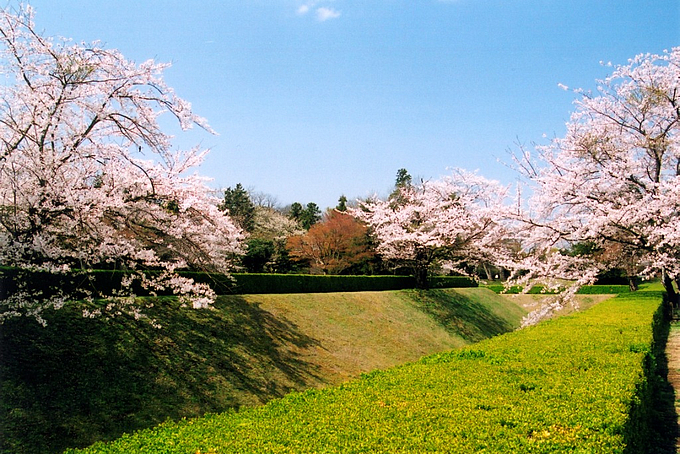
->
(24, 1, 680, 209)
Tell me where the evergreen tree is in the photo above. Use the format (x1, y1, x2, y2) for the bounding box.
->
(220, 184, 255, 232)
(336, 195, 348, 212)
(395, 168, 412, 189)
(389, 168, 413, 205)
(300, 203, 322, 230)
(288, 202, 304, 222)
(288, 202, 321, 230)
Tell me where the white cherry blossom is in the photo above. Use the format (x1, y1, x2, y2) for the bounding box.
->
(350, 169, 511, 288)
(513, 47, 680, 321)
(0, 6, 243, 322)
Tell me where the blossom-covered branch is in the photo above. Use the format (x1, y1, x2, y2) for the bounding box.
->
(513, 47, 680, 319)
(0, 6, 243, 322)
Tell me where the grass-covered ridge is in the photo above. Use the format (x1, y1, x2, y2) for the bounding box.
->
(65, 292, 671, 454)
(0, 288, 525, 454)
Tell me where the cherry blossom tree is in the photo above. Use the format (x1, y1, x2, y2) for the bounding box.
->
(0, 6, 243, 322)
(514, 47, 680, 308)
(350, 169, 511, 288)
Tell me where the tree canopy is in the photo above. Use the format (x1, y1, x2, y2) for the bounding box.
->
(0, 6, 243, 322)
(350, 169, 510, 288)
(287, 210, 374, 275)
(219, 184, 255, 232)
(288, 202, 322, 230)
(514, 47, 680, 307)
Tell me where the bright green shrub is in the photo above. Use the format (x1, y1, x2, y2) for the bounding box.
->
(485, 283, 631, 295)
(66, 293, 670, 454)
(575, 285, 631, 294)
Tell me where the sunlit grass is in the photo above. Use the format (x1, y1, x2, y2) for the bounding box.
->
(65, 293, 667, 454)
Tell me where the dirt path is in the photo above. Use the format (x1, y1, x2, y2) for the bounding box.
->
(666, 324, 680, 451)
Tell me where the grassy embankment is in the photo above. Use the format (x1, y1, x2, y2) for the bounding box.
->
(1, 287, 526, 454)
(62, 290, 674, 454)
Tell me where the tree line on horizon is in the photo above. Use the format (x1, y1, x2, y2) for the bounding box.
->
(218, 171, 510, 281)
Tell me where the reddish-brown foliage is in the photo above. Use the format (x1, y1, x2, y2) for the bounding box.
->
(286, 211, 374, 274)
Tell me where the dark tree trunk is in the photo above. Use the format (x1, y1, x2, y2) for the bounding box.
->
(499, 268, 507, 281)
(482, 264, 493, 281)
(414, 266, 429, 289)
(628, 276, 638, 292)
(662, 271, 678, 308)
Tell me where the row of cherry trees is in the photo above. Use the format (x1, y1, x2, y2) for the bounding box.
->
(1, 4, 679, 323)
(221, 171, 510, 280)
(352, 47, 680, 321)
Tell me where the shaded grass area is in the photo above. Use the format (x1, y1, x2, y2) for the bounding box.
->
(0, 289, 525, 454)
(0, 296, 321, 454)
(641, 313, 678, 453)
(404, 288, 526, 343)
(247, 289, 526, 381)
(64, 293, 675, 454)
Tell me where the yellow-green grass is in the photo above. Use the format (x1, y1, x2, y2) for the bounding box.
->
(248, 288, 527, 383)
(65, 292, 670, 454)
(1, 288, 525, 454)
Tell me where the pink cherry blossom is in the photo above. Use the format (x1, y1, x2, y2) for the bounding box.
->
(512, 47, 680, 322)
(0, 6, 243, 322)
(350, 169, 512, 288)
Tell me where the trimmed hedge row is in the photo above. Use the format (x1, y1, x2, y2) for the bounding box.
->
(0, 267, 149, 300)
(576, 284, 632, 294)
(0, 267, 192, 300)
(428, 275, 478, 290)
(485, 283, 631, 295)
(0, 267, 477, 298)
(232, 274, 417, 294)
(227, 274, 477, 294)
(66, 292, 670, 454)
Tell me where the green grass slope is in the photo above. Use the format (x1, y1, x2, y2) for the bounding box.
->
(64, 292, 673, 454)
(0, 288, 525, 454)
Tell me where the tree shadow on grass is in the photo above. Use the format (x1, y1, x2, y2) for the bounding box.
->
(623, 315, 678, 453)
(0, 295, 324, 454)
(408, 289, 517, 343)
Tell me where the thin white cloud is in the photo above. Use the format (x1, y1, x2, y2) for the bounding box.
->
(297, 4, 311, 15)
(316, 7, 341, 21)
(296, 2, 341, 22)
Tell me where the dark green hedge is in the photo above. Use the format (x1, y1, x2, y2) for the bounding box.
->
(428, 276, 478, 289)
(0, 267, 477, 298)
(484, 284, 559, 294)
(0, 267, 182, 300)
(226, 274, 477, 294)
(232, 274, 414, 294)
